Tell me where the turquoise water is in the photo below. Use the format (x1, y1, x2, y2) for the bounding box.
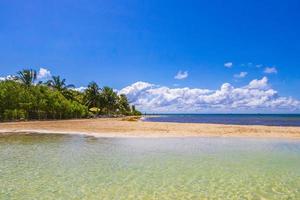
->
(1, 134, 300, 199)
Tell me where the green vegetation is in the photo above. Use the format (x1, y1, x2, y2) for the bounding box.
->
(0, 69, 141, 121)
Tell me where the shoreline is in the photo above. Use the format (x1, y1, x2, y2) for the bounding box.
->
(1, 130, 300, 141)
(1, 118, 300, 139)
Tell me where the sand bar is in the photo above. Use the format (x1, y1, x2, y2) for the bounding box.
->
(1, 118, 300, 139)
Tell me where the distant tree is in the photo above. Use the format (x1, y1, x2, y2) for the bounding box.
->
(46, 76, 75, 99)
(131, 105, 136, 112)
(101, 86, 118, 114)
(84, 82, 101, 109)
(131, 105, 141, 116)
(17, 69, 37, 86)
(118, 94, 131, 115)
(0, 80, 88, 121)
(0, 68, 141, 121)
(46, 76, 74, 91)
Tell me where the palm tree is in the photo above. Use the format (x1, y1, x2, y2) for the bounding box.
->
(46, 76, 74, 91)
(84, 82, 101, 108)
(46, 76, 75, 99)
(101, 86, 118, 114)
(17, 69, 37, 86)
(131, 105, 141, 115)
(118, 94, 131, 115)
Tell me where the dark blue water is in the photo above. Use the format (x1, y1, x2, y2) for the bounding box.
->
(142, 114, 300, 127)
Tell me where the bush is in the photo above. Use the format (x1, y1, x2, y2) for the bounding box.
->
(0, 76, 140, 121)
(3, 109, 27, 121)
(0, 81, 88, 121)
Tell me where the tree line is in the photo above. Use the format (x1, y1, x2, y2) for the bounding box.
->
(0, 69, 141, 121)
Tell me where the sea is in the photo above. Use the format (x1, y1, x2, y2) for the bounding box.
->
(1, 134, 300, 199)
(142, 114, 300, 127)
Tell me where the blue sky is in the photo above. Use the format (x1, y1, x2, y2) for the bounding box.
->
(1, 0, 300, 112)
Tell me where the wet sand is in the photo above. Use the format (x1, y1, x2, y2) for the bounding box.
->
(1, 118, 300, 139)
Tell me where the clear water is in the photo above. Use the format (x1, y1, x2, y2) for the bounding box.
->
(1, 134, 300, 199)
(143, 114, 300, 126)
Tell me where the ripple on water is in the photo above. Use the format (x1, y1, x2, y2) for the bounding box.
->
(0, 134, 300, 199)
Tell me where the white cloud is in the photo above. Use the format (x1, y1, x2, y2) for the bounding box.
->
(37, 68, 51, 79)
(264, 67, 278, 74)
(234, 72, 248, 78)
(119, 77, 300, 113)
(0, 75, 16, 81)
(174, 71, 188, 80)
(247, 77, 269, 89)
(224, 62, 233, 68)
(73, 87, 87, 92)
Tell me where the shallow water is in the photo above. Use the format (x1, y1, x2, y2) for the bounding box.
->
(1, 134, 300, 199)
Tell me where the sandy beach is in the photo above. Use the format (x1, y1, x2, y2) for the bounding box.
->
(1, 117, 300, 139)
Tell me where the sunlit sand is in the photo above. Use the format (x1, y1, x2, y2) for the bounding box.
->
(1, 118, 300, 139)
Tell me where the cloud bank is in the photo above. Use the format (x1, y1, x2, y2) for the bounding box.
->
(119, 77, 300, 113)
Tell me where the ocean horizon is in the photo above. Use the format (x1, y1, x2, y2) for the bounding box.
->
(142, 114, 300, 127)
